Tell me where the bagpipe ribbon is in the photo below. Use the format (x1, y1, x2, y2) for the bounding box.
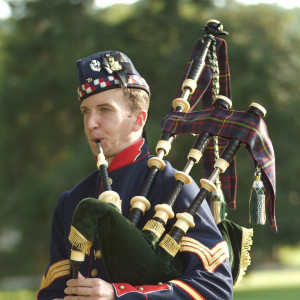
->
(175, 37, 231, 110)
(161, 107, 277, 232)
(174, 37, 237, 211)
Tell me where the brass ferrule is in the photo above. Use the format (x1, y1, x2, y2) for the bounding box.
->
(97, 152, 108, 169)
(98, 190, 122, 212)
(154, 204, 175, 224)
(70, 249, 85, 262)
(214, 158, 230, 173)
(174, 171, 191, 185)
(187, 148, 203, 164)
(130, 196, 151, 214)
(172, 98, 190, 113)
(155, 140, 171, 156)
(200, 178, 217, 192)
(249, 102, 267, 117)
(147, 157, 166, 171)
(182, 79, 197, 94)
(174, 212, 195, 233)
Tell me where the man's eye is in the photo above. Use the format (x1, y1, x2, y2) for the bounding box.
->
(101, 107, 110, 112)
(80, 109, 90, 115)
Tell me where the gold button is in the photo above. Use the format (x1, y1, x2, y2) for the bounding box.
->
(91, 268, 98, 277)
(138, 287, 144, 291)
(157, 282, 163, 285)
(119, 285, 125, 290)
(95, 249, 102, 259)
(109, 177, 113, 185)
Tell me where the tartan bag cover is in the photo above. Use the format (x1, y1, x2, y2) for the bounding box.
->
(161, 107, 277, 232)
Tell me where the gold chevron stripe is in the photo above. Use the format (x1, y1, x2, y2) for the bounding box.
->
(180, 237, 229, 273)
(39, 259, 71, 290)
(170, 280, 205, 300)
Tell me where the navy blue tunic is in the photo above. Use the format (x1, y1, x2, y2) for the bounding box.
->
(37, 139, 233, 299)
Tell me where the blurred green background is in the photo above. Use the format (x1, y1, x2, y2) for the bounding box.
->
(0, 0, 299, 299)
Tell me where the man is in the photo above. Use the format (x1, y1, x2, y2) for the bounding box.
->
(37, 50, 233, 299)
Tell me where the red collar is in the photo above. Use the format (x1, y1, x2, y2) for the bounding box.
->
(108, 139, 147, 172)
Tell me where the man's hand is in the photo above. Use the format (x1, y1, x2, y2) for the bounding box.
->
(64, 272, 116, 300)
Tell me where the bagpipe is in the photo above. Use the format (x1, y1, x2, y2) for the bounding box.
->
(68, 20, 276, 287)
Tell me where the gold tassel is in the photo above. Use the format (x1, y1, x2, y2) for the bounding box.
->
(249, 165, 266, 225)
(68, 225, 93, 255)
(234, 227, 254, 287)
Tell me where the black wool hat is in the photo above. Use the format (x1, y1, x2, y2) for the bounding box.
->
(77, 50, 150, 101)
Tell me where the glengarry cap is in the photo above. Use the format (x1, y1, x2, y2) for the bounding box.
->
(77, 50, 150, 101)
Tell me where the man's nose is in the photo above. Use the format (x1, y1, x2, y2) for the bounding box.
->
(86, 112, 100, 130)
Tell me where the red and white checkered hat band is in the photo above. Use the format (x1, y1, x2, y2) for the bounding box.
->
(78, 74, 149, 100)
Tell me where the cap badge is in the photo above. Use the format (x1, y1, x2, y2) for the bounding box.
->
(108, 56, 122, 71)
(90, 60, 101, 72)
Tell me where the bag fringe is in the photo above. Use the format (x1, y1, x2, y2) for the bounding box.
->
(234, 227, 253, 287)
(68, 225, 93, 255)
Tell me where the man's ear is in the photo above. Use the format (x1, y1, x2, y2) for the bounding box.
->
(132, 110, 147, 132)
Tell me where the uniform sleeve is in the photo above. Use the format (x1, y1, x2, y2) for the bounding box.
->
(37, 192, 71, 300)
(111, 200, 233, 300)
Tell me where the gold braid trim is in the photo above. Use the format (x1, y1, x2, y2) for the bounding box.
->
(234, 227, 254, 287)
(68, 225, 93, 255)
(159, 234, 181, 257)
(142, 219, 165, 239)
(180, 237, 229, 273)
(170, 280, 205, 300)
(39, 259, 70, 290)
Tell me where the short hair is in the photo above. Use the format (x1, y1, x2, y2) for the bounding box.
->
(122, 88, 150, 112)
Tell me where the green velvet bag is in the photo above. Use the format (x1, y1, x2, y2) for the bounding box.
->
(70, 198, 253, 286)
(69, 197, 185, 285)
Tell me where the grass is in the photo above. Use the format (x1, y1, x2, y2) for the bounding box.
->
(0, 290, 36, 300)
(233, 267, 300, 300)
(234, 286, 300, 300)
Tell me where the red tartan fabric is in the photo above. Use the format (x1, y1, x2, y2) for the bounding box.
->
(161, 107, 277, 232)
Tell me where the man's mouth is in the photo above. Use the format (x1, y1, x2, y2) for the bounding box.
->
(93, 138, 103, 144)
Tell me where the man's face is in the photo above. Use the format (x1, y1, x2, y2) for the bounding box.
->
(80, 88, 142, 165)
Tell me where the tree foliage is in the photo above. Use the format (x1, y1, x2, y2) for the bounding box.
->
(0, 0, 299, 280)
